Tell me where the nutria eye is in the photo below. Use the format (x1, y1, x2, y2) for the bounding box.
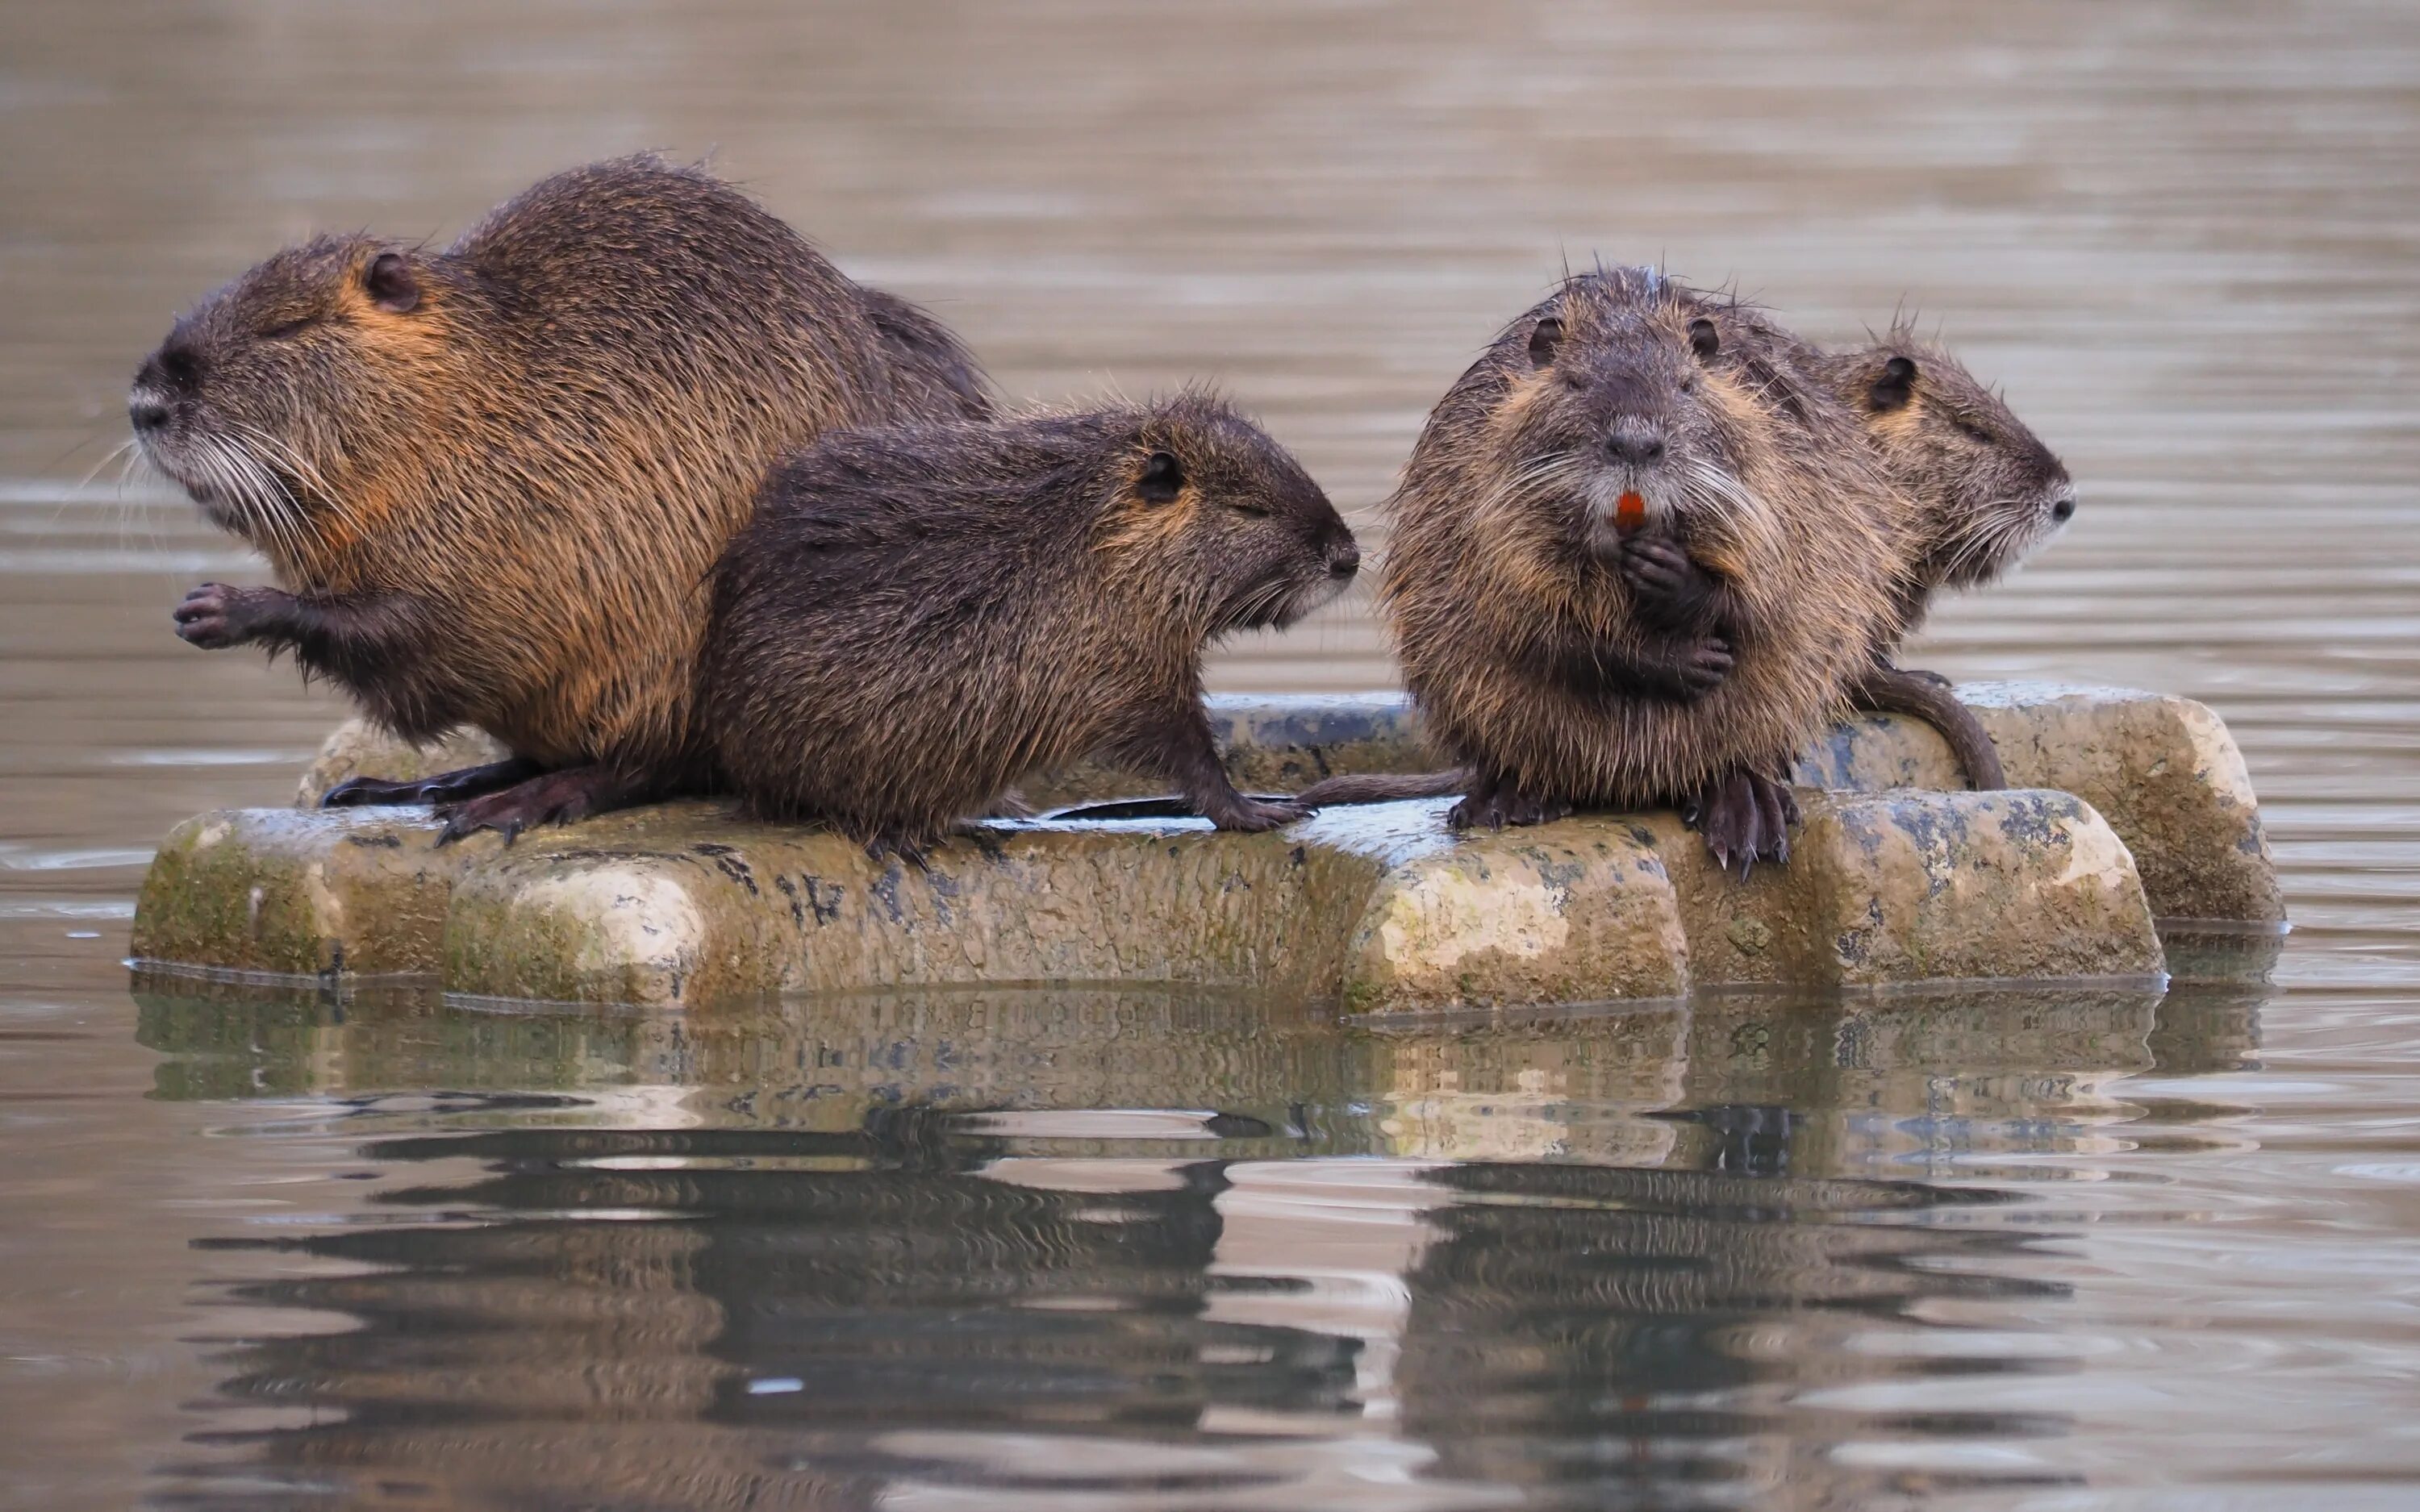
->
(1528, 317, 1564, 368)
(1137, 450, 1184, 504)
(1869, 355, 1917, 411)
(363, 252, 419, 314)
(261, 316, 314, 340)
(1956, 418, 1994, 445)
(1687, 318, 1720, 360)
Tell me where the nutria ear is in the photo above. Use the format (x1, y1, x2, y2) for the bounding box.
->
(1527, 317, 1564, 368)
(1688, 318, 1720, 360)
(1136, 450, 1185, 504)
(1869, 355, 1917, 410)
(363, 252, 420, 314)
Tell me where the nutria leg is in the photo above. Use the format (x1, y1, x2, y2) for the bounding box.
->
(1448, 771, 1573, 831)
(1682, 766, 1798, 880)
(1849, 664, 2007, 790)
(174, 584, 430, 669)
(435, 765, 637, 847)
(1113, 704, 1309, 832)
(322, 757, 544, 810)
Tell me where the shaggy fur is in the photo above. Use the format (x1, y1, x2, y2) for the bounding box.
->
(701, 393, 1359, 857)
(1817, 331, 2076, 789)
(1814, 330, 2075, 653)
(134, 154, 989, 835)
(1369, 268, 1911, 858)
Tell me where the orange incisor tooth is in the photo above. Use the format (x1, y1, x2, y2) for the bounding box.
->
(1616, 491, 1646, 531)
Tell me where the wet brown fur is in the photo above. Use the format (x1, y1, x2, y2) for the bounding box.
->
(134, 155, 991, 799)
(1379, 269, 1909, 818)
(701, 393, 1359, 856)
(1816, 329, 2074, 656)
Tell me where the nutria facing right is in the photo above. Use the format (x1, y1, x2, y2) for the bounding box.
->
(1819, 334, 2076, 788)
(700, 394, 1359, 860)
(135, 154, 990, 841)
(1366, 267, 1909, 873)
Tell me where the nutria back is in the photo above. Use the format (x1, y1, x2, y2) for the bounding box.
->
(1816, 332, 2076, 650)
(131, 154, 988, 781)
(1383, 267, 1910, 807)
(703, 393, 1358, 851)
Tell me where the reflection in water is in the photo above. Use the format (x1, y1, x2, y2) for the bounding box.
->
(132, 981, 2210, 1510)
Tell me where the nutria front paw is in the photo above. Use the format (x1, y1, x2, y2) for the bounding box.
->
(1204, 794, 1311, 832)
(1617, 534, 1713, 620)
(1674, 636, 1734, 698)
(1683, 768, 1797, 881)
(1447, 784, 1572, 831)
(173, 583, 282, 649)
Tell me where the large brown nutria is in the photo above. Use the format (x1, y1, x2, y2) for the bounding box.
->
(1818, 334, 2076, 788)
(1321, 267, 1909, 874)
(699, 393, 1359, 860)
(134, 154, 991, 840)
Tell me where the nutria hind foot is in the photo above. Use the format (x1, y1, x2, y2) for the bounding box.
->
(436, 765, 632, 846)
(1684, 768, 1800, 880)
(322, 756, 544, 810)
(1448, 776, 1573, 831)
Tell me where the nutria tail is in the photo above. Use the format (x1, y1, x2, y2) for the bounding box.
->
(1847, 664, 2006, 790)
(1294, 769, 1470, 806)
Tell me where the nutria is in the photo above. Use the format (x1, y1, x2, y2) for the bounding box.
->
(699, 393, 1359, 859)
(134, 154, 990, 840)
(1818, 334, 2076, 788)
(1318, 268, 1908, 874)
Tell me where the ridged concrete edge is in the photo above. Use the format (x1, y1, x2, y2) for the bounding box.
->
(290, 681, 2281, 927)
(131, 785, 2163, 1009)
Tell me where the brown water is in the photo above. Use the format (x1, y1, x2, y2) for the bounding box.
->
(4, 2, 2419, 1506)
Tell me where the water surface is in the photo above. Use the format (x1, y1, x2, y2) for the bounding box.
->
(4, 2, 2418, 1507)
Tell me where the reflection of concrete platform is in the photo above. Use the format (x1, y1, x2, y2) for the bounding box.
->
(134, 685, 2278, 1009)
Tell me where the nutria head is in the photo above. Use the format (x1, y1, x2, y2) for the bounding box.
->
(1462, 267, 1794, 573)
(128, 235, 457, 566)
(1829, 335, 2074, 589)
(1099, 392, 1358, 634)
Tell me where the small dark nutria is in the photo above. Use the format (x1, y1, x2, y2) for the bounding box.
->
(1817, 334, 2076, 788)
(699, 393, 1360, 860)
(1311, 267, 1908, 875)
(134, 154, 990, 841)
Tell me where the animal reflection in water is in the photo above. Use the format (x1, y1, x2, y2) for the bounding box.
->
(174, 1106, 2076, 1511)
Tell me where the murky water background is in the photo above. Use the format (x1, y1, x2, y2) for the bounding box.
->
(4, 2, 2418, 1506)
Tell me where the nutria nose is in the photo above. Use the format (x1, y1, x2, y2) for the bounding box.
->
(1325, 538, 1361, 578)
(2051, 494, 2076, 524)
(1605, 417, 1666, 466)
(128, 392, 171, 433)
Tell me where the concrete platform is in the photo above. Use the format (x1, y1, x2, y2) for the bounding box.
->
(294, 681, 2283, 927)
(136, 681, 2270, 1009)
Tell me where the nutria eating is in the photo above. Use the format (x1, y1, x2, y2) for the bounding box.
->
(1817, 334, 2076, 788)
(1316, 267, 1907, 874)
(699, 393, 1360, 860)
(133, 154, 991, 841)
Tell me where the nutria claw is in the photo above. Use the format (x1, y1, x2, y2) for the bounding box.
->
(1448, 781, 1572, 831)
(864, 832, 933, 870)
(434, 767, 619, 847)
(173, 583, 273, 649)
(1684, 768, 1797, 880)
